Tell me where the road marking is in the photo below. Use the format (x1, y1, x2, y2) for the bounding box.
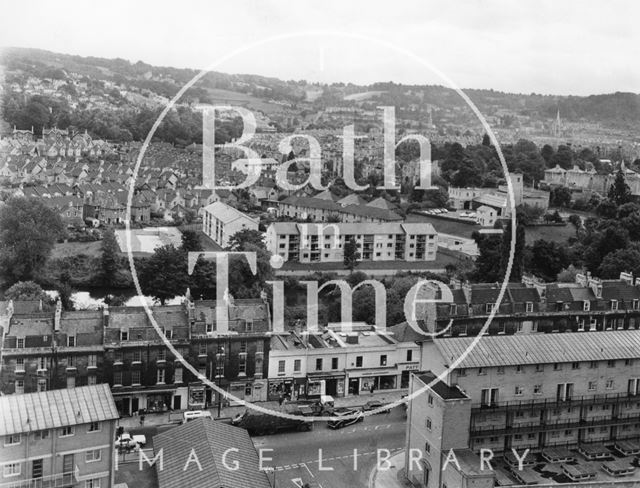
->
(303, 463, 314, 478)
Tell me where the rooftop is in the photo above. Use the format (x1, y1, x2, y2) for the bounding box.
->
(153, 418, 271, 488)
(0, 384, 118, 436)
(433, 329, 640, 368)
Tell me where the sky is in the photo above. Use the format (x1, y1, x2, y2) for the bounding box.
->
(1, 0, 638, 96)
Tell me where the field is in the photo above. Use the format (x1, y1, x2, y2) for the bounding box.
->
(524, 224, 575, 245)
(51, 240, 103, 259)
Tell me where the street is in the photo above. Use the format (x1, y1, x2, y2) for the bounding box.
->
(253, 409, 406, 488)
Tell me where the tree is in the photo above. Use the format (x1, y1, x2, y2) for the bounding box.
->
(180, 230, 202, 253)
(596, 199, 617, 219)
(5, 281, 49, 302)
(516, 204, 545, 226)
(138, 245, 189, 304)
(100, 228, 121, 285)
(550, 145, 574, 170)
(598, 247, 640, 279)
(557, 264, 580, 283)
(541, 144, 555, 165)
(607, 169, 632, 206)
(527, 240, 569, 282)
(499, 222, 526, 282)
(482, 133, 491, 147)
(226, 229, 264, 251)
(343, 238, 360, 273)
(568, 214, 582, 235)
(470, 233, 502, 283)
(550, 186, 572, 208)
(0, 197, 65, 283)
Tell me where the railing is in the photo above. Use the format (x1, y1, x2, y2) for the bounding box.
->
(0, 471, 75, 488)
(470, 414, 640, 436)
(509, 481, 640, 488)
(472, 392, 640, 411)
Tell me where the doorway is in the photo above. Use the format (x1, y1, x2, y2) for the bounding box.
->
(349, 378, 359, 395)
(62, 454, 74, 474)
(173, 395, 182, 410)
(326, 379, 337, 396)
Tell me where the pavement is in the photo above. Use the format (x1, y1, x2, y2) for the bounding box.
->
(370, 451, 409, 488)
(116, 389, 408, 430)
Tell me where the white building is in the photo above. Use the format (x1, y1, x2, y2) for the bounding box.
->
(267, 323, 421, 400)
(202, 201, 258, 248)
(266, 221, 438, 264)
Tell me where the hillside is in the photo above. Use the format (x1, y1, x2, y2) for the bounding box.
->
(1, 47, 639, 143)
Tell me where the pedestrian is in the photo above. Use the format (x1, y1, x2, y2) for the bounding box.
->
(278, 393, 284, 407)
(139, 415, 145, 426)
(370, 384, 375, 394)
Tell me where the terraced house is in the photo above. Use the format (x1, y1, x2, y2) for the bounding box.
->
(428, 272, 640, 337)
(0, 297, 272, 417)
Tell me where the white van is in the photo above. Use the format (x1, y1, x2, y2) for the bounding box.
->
(182, 410, 212, 423)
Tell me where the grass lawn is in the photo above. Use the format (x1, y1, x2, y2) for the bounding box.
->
(525, 224, 576, 245)
(52, 240, 103, 259)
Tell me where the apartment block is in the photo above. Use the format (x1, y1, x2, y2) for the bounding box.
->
(266, 221, 438, 264)
(0, 384, 118, 488)
(415, 331, 640, 456)
(202, 201, 258, 247)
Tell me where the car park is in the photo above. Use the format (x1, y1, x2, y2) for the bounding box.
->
(327, 408, 364, 429)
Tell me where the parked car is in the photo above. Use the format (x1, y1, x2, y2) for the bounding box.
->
(327, 408, 364, 429)
(232, 410, 313, 436)
(115, 433, 147, 450)
(362, 400, 392, 414)
(183, 410, 213, 423)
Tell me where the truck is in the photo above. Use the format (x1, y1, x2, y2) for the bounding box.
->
(231, 409, 313, 436)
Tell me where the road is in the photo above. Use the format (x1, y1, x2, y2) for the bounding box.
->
(253, 409, 406, 488)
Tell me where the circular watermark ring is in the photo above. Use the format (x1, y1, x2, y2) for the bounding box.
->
(124, 30, 516, 422)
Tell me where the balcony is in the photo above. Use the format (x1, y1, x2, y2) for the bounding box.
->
(470, 413, 640, 437)
(0, 470, 77, 488)
(472, 391, 640, 412)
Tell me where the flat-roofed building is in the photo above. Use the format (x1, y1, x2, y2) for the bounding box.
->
(266, 221, 438, 264)
(0, 384, 118, 488)
(414, 330, 640, 459)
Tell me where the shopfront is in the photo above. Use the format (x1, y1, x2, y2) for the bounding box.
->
(112, 387, 182, 416)
(399, 363, 420, 388)
(228, 379, 268, 403)
(268, 377, 307, 401)
(306, 373, 346, 398)
(347, 368, 399, 395)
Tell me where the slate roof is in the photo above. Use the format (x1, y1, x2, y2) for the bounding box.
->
(0, 384, 118, 436)
(416, 371, 468, 400)
(154, 418, 271, 488)
(433, 330, 640, 368)
(203, 201, 258, 225)
(281, 194, 403, 221)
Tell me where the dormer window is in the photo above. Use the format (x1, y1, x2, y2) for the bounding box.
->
(485, 303, 495, 314)
(611, 300, 618, 311)
(449, 304, 457, 315)
(525, 302, 533, 313)
(583, 300, 590, 312)
(634, 299, 639, 310)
